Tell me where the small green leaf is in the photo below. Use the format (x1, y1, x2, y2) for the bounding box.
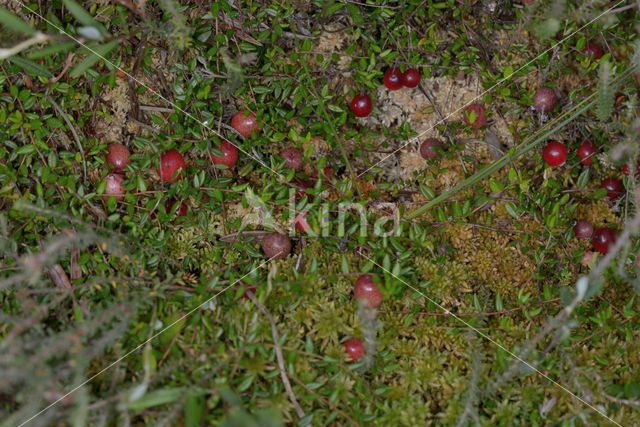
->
(8, 56, 53, 77)
(576, 168, 590, 188)
(127, 388, 184, 411)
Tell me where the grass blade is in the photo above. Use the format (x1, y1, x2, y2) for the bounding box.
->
(69, 40, 118, 78)
(0, 6, 35, 35)
(27, 41, 77, 59)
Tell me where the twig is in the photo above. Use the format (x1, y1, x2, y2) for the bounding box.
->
(246, 292, 306, 420)
(0, 32, 50, 60)
(45, 94, 87, 184)
(455, 335, 482, 427)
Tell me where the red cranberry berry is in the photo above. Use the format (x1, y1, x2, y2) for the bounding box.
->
(402, 68, 421, 88)
(383, 67, 403, 91)
(158, 149, 186, 183)
(281, 147, 303, 171)
(601, 177, 624, 200)
(533, 87, 559, 113)
(542, 141, 567, 167)
(106, 143, 130, 171)
(576, 139, 596, 166)
(574, 220, 593, 239)
(354, 274, 383, 308)
(261, 232, 292, 259)
(462, 103, 487, 129)
(592, 227, 616, 254)
(581, 42, 604, 60)
(210, 140, 239, 169)
(241, 285, 257, 300)
(104, 173, 125, 198)
(231, 110, 260, 138)
(167, 199, 188, 218)
(343, 337, 365, 362)
(350, 94, 372, 117)
(419, 138, 444, 159)
(621, 160, 640, 176)
(322, 166, 335, 180)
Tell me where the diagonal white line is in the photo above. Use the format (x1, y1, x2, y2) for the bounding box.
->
(12, 0, 283, 179)
(17, 258, 274, 427)
(361, 253, 623, 426)
(356, 0, 627, 178)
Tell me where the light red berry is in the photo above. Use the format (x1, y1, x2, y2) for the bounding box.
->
(261, 232, 292, 259)
(231, 111, 260, 138)
(106, 143, 130, 171)
(419, 138, 444, 159)
(343, 337, 365, 362)
(533, 87, 558, 113)
(104, 173, 125, 198)
(281, 147, 303, 171)
(210, 140, 239, 169)
(158, 149, 186, 183)
(463, 103, 487, 129)
(354, 274, 383, 308)
(574, 220, 593, 239)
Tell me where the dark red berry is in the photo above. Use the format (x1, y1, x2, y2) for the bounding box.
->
(592, 227, 616, 254)
(343, 337, 365, 362)
(574, 220, 593, 239)
(576, 139, 596, 166)
(462, 103, 487, 129)
(241, 285, 257, 300)
(621, 160, 640, 176)
(533, 87, 558, 113)
(106, 143, 130, 171)
(158, 149, 186, 183)
(354, 274, 383, 308)
(322, 166, 335, 180)
(231, 110, 259, 138)
(281, 147, 303, 171)
(383, 67, 403, 90)
(167, 199, 188, 218)
(581, 42, 604, 60)
(402, 68, 421, 88)
(261, 232, 292, 259)
(294, 211, 311, 234)
(419, 138, 444, 159)
(210, 140, 239, 169)
(350, 94, 372, 117)
(601, 177, 624, 200)
(104, 173, 125, 198)
(542, 141, 567, 167)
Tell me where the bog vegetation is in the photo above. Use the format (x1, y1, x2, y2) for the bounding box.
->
(1, 0, 640, 426)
